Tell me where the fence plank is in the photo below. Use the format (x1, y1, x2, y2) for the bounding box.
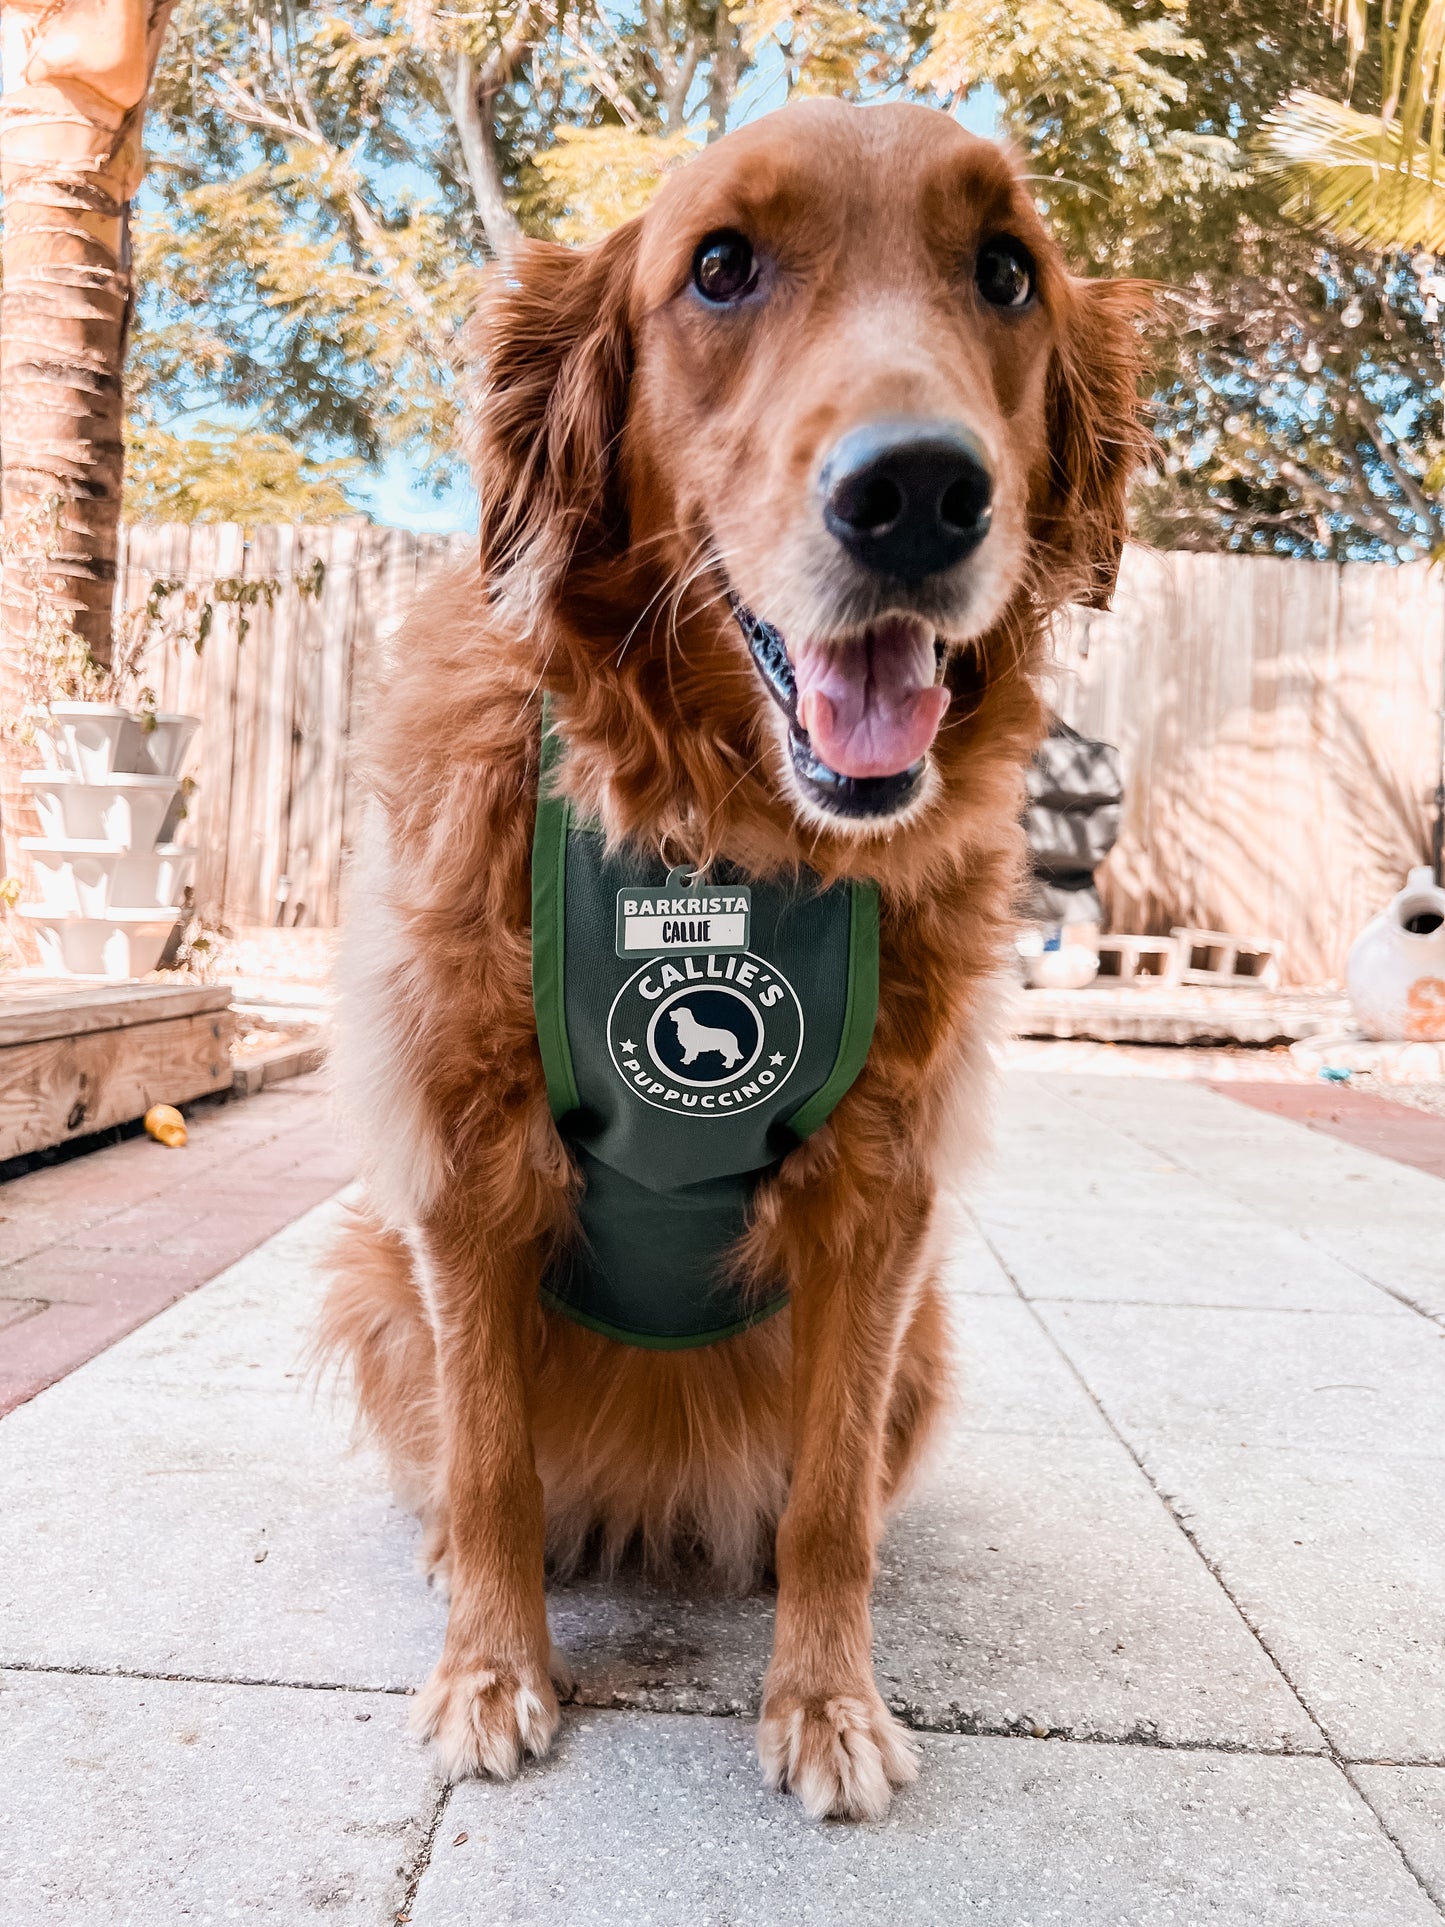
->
(291, 522, 359, 926)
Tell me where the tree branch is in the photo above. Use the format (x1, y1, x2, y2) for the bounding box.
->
(707, 5, 741, 139)
(438, 48, 522, 258)
(210, 70, 446, 351)
(1347, 391, 1440, 535)
(663, 30, 703, 132)
(431, 7, 540, 260)
(555, 30, 645, 128)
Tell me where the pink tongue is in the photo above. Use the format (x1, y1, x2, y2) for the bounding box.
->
(792, 621, 950, 780)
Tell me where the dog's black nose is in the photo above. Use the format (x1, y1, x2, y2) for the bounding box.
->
(819, 419, 994, 583)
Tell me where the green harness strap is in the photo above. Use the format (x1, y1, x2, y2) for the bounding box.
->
(533, 712, 582, 1121)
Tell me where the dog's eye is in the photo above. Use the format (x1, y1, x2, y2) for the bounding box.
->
(693, 230, 758, 305)
(975, 237, 1035, 310)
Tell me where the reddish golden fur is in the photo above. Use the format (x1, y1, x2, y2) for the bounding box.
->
(322, 99, 1149, 1821)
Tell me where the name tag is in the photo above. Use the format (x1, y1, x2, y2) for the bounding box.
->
(616, 876, 752, 959)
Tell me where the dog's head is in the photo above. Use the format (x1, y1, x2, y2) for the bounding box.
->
(474, 100, 1149, 838)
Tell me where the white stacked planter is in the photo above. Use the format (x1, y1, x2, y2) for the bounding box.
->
(18, 702, 199, 980)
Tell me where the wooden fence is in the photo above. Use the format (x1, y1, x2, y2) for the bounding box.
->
(88, 532, 1445, 981)
(115, 523, 470, 929)
(1052, 550, 1443, 984)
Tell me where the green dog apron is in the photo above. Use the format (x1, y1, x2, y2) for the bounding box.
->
(531, 711, 880, 1349)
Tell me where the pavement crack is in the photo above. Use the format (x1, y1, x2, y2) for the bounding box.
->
(1342, 1762, 1445, 1919)
(394, 1777, 453, 1924)
(883, 1706, 1321, 1756)
(0, 1658, 412, 1696)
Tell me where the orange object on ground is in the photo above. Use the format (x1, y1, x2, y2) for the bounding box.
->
(144, 1104, 187, 1148)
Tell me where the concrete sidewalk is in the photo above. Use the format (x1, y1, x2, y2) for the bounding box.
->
(4, 1070, 1445, 1922)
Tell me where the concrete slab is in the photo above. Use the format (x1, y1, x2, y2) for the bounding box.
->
(1035, 1300, 1445, 1458)
(0, 1364, 446, 1695)
(0, 1367, 444, 1689)
(1040, 1073, 1445, 1320)
(0, 1667, 438, 1926)
(413, 1713, 1434, 1927)
(933, 1196, 1015, 1296)
(1351, 1767, 1445, 1911)
(1122, 1445, 1445, 1764)
(947, 1295, 1112, 1436)
(0, 1200, 448, 1690)
(9, 1062, 1445, 1922)
(982, 1096, 1220, 1217)
(975, 1201, 1402, 1315)
(1279, 1219, 1445, 1326)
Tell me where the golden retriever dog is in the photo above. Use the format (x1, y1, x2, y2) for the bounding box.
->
(323, 97, 1148, 1822)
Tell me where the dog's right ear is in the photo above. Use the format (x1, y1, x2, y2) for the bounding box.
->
(471, 221, 641, 592)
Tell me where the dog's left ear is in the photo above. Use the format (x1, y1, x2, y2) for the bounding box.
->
(1038, 276, 1153, 611)
(471, 219, 642, 591)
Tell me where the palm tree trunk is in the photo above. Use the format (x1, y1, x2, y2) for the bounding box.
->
(0, 0, 174, 960)
(1, 0, 175, 675)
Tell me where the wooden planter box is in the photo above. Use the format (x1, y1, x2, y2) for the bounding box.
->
(0, 979, 235, 1162)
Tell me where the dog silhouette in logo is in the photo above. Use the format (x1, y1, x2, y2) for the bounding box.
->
(670, 1003, 744, 1069)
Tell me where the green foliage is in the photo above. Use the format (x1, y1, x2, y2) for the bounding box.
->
(1262, 0, 1445, 253)
(127, 0, 1440, 555)
(1134, 251, 1444, 558)
(523, 124, 700, 243)
(134, 2, 489, 499)
(738, 0, 904, 97)
(920, 0, 1241, 269)
(126, 421, 366, 523)
(134, 0, 1211, 482)
(1023, 0, 1444, 561)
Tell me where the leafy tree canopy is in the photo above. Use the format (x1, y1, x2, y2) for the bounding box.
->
(130, 0, 1442, 558)
(125, 421, 365, 522)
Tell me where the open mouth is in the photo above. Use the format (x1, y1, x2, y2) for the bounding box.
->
(729, 596, 949, 820)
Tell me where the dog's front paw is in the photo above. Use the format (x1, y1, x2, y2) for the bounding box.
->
(411, 1656, 561, 1781)
(758, 1686, 919, 1822)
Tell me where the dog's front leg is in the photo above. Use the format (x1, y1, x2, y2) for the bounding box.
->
(409, 1198, 562, 1781)
(758, 1174, 930, 1822)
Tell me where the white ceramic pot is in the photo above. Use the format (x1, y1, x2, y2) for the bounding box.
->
(34, 702, 199, 780)
(21, 839, 194, 916)
(34, 703, 148, 781)
(1346, 866, 1445, 1041)
(1022, 944, 1100, 990)
(22, 771, 179, 850)
(19, 908, 181, 980)
(1018, 921, 1100, 991)
(141, 712, 199, 778)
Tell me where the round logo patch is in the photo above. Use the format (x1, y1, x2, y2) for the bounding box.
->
(607, 953, 804, 1117)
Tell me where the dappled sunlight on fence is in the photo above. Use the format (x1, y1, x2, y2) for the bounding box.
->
(1053, 551, 1443, 982)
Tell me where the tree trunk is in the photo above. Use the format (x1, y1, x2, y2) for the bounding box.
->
(0, 0, 174, 956)
(1, 0, 175, 675)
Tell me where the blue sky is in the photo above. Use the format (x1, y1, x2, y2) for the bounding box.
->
(350, 452, 479, 532)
